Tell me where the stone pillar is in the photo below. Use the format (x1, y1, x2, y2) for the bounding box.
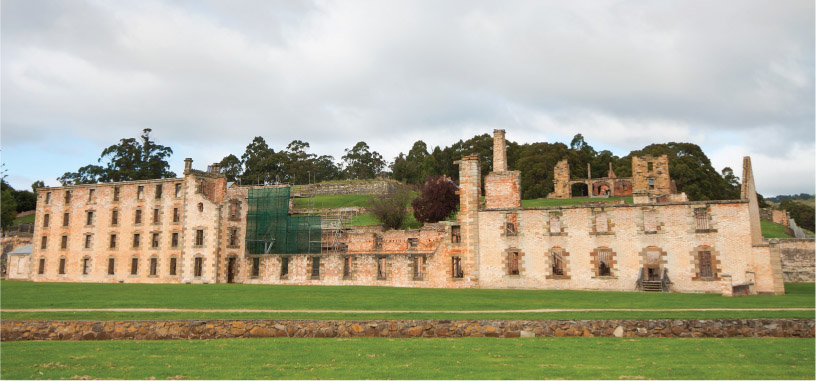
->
(740, 156, 763, 246)
(456, 155, 481, 282)
(492, 129, 507, 172)
(587, 163, 591, 179)
(184, 158, 193, 174)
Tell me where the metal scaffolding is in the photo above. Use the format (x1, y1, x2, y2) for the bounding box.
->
(245, 187, 321, 254)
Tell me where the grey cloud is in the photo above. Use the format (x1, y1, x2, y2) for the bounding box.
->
(1, 0, 813, 194)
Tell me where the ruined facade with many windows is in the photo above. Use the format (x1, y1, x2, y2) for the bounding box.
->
(15, 130, 784, 295)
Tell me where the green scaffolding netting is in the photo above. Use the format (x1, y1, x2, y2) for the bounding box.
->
(245, 187, 322, 254)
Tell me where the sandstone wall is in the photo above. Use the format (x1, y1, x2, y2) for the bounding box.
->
(2, 319, 812, 341)
(632, 155, 671, 195)
(778, 238, 815, 282)
(475, 200, 778, 293)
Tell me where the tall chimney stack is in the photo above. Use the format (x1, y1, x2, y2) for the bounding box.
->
(492, 129, 507, 172)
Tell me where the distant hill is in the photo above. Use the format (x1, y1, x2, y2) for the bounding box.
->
(765, 193, 814, 204)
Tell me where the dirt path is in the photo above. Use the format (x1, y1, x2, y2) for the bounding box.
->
(3, 307, 814, 313)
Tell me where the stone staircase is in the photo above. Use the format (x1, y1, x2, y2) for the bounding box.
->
(641, 280, 664, 292)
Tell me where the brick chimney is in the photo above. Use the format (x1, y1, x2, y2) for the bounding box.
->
(493, 129, 507, 172)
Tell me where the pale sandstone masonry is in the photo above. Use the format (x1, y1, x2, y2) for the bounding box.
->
(2, 319, 813, 341)
(21, 130, 786, 295)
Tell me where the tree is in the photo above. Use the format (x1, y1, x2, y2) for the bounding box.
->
(240, 136, 280, 184)
(218, 154, 243, 182)
(11, 189, 36, 212)
(31, 180, 45, 192)
(1, 188, 17, 231)
(412, 176, 459, 223)
(342, 142, 385, 179)
(369, 186, 413, 230)
(57, 129, 175, 185)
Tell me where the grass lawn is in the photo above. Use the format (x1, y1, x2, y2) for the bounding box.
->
(2, 310, 814, 321)
(761, 220, 793, 238)
(1, 337, 813, 379)
(2, 281, 812, 313)
(521, 196, 633, 207)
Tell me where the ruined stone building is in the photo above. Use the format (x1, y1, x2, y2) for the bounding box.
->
(11, 130, 787, 295)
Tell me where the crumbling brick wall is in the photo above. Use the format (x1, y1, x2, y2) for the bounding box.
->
(632, 155, 672, 195)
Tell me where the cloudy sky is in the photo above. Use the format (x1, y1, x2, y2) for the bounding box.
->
(2, 0, 814, 196)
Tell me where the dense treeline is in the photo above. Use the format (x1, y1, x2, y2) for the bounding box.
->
(392, 133, 741, 201)
(0, 179, 40, 230)
(54, 130, 745, 202)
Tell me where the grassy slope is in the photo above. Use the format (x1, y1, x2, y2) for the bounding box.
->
(2, 337, 813, 380)
(761, 220, 793, 238)
(522, 196, 633, 207)
(293, 194, 375, 209)
(10, 213, 35, 226)
(2, 281, 812, 311)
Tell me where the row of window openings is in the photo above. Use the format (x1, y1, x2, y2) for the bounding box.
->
(45, 228, 220, 250)
(501, 208, 711, 236)
(44, 208, 183, 228)
(270, 255, 463, 280)
(41, 256, 205, 278)
(45, 184, 184, 205)
(505, 250, 716, 278)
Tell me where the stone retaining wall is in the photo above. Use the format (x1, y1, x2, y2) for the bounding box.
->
(778, 238, 815, 282)
(2, 319, 812, 341)
(292, 180, 398, 196)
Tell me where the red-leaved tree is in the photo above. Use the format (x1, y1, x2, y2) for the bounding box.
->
(412, 175, 459, 224)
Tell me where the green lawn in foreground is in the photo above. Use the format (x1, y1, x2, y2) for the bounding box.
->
(3, 310, 814, 321)
(2, 281, 812, 311)
(2, 337, 813, 380)
(521, 196, 633, 207)
(761, 220, 793, 238)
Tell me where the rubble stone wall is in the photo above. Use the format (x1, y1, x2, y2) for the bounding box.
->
(2, 319, 812, 341)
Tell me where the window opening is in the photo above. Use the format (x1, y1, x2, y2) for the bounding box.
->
(551, 251, 564, 276)
(58, 258, 66, 275)
(150, 257, 158, 276)
(699, 251, 713, 278)
(169, 257, 177, 276)
(597, 249, 612, 276)
(280, 257, 289, 278)
(311, 257, 321, 278)
(131, 257, 139, 275)
(38, 258, 45, 274)
(107, 258, 115, 275)
(507, 251, 520, 275)
(694, 208, 710, 230)
(252, 257, 260, 277)
(377, 256, 387, 280)
(194, 257, 203, 277)
(451, 226, 461, 243)
(452, 256, 463, 278)
(82, 257, 90, 275)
